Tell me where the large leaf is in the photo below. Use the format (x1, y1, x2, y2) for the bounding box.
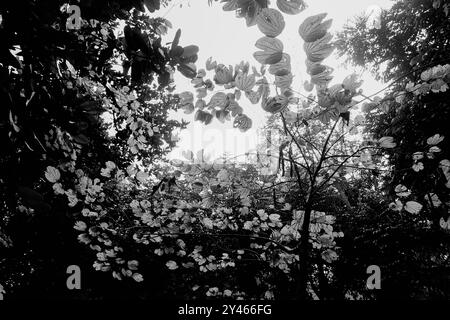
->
(310, 66, 334, 85)
(235, 73, 256, 92)
(255, 36, 284, 52)
(299, 13, 332, 42)
(274, 72, 293, 89)
(318, 110, 332, 124)
(233, 114, 253, 132)
(303, 33, 334, 62)
(256, 8, 285, 37)
(269, 53, 291, 75)
(227, 100, 244, 116)
(181, 45, 199, 59)
(208, 92, 228, 109)
(276, 0, 306, 15)
(253, 51, 283, 65)
(254, 36, 284, 64)
(222, 0, 239, 11)
(170, 46, 184, 58)
(177, 63, 197, 79)
(245, 90, 262, 104)
(262, 95, 289, 113)
(143, 0, 161, 12)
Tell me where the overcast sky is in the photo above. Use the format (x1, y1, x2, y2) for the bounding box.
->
(159, 0, 393, 161)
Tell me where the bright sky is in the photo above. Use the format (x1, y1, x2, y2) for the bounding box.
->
(160, 0, 393, 161)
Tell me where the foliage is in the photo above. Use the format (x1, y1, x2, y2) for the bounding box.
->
(0, 0, 193, 298)
(0, 0, 449, 301)
(333, 0, 450, 299)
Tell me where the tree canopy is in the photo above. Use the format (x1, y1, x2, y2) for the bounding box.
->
(0, 0, 449, 302)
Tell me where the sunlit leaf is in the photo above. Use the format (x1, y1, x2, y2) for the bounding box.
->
(299, 13, 332, 42)
(256, 8, 285, 38)
(303, 33, 334, 63)
(274, 72, 293, 89)
(276, 0, 307, 15)
(253, 51, 283, 65)
(233, 114, 252, 132)
(404, 201, 422, 214)
(268, 53, 291, 75)
(235, 73, 256, 91)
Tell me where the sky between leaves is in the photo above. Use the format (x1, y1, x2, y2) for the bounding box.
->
(155, 0, 393, 161)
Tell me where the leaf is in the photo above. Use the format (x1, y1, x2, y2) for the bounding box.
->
(233, 114, 252, 132)
(143, 0, 160, 12)
(254, 36, 284, 65)
(318, 110, 333, 124)
(256, 8, 285, 38)
(303, 33, 334, 62)
(395, 184, 411, 198)
(171, 29, 181, 50)
(321, 249, 338, 263)
(439, 217, 450, 230)
(177, 63, 197, 79)
(253, 51, 283, 65)
(255, 36, 284, 52)
(269, 213, 280, 222)
(378, 136, 396, 148)
(274, 73, 293, 89)
(181, 45, 199, 59)
(170, 46, 184, 58)
(303, 80, 314, 92)
(182, 106, 195, 121)
(262, 95, 289, 113)
(136, 171, 149, 183)
(299, 13, 332, 42)
(179, 91, 194, 104)
(306, 60, 328, 75)
(222, 0, 239, 11)
(206, 57, 217, 71)
(203, 112, 213, 125)
(166, 260, 178, 270)
(214, 110, 230, 123)
(310, 66, 334, 85)
(235, 73, 256, 92)
(404, 201, 423, 214)
(427, 134, 444, 145)
(245, 90, 262, 104)
(268, 53, 291, 75)
(203, 217, 214, 229)
(227, 100, 243, 116)
(276, 0, 307, 15)
(208, 92, 228, 109)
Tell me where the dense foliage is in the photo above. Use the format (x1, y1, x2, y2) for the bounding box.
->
(0, 0, 449, 300)
(335, 0, 450, 299)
